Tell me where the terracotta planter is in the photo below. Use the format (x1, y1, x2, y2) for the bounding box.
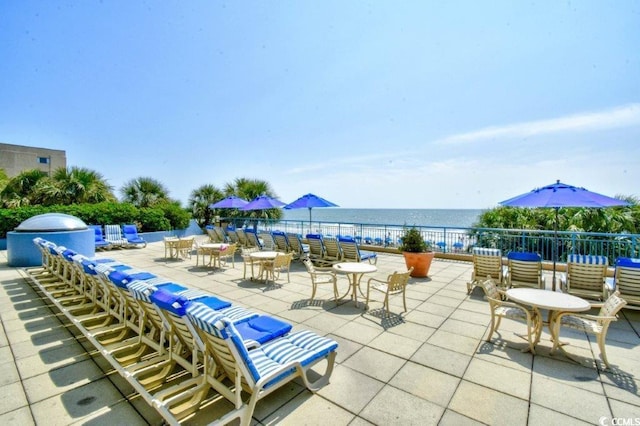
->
(402, 251, 435, 278)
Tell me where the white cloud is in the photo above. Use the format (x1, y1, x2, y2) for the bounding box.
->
(437, 104, 640, 145)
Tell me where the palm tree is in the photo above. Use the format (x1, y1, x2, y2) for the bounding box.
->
(0, 169, 9, 193)
(223, 177, 283, 224)
(44, 166, 116, 205)
(189, 184, 224, 228)
(0, 169, 48, 207)
(120, 177, 170, 208)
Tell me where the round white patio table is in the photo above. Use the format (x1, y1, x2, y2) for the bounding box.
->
(249, 251, 279, 281)
(332, 262, 377, 307)
(506, 288, 591, 351)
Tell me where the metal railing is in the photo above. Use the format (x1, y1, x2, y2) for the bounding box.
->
(221, 217, 640, 266)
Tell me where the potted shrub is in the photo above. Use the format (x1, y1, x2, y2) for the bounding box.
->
(399, 226, 435, 278)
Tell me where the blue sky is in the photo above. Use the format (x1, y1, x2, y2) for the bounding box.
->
(1, 1, 639, 209)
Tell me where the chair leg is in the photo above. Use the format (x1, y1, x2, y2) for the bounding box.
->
(598, 333, 611, 369)
(487, 312, 502, 342)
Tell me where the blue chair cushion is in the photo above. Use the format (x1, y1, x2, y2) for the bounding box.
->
(616, 257, 640, 268)
(156, 283, 189, 293)
(507, 252, 541, 262)
(194, 295, 232, 311)
(235, 316, 292, 344)
(108, 270, 157, 288)
(150, 289, 190, 316)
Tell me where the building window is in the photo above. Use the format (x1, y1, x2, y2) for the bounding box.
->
(38, 157, 50, 164)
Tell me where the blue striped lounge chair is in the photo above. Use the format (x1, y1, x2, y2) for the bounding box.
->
(271, 230, 291, 253)
(608, 257, 640, 309)
(122, 224, 147, 248)
(185, 304, 338, 426)
(285, 233, 308, 260)
(140, 291, 294, 421)
(89, 225, 112, 250)
(305, 234, 327, 265)
(104, 224, 129, 248)
(467, 247, 504, 294)
(337, 237, 377, 264)
(505, 252, 545, 290)
(560, 254, 610, 301)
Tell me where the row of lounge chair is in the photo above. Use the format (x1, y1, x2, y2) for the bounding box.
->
(207, 227, 377, 266)
(305, 234, 377, 266)
(91, 224, 147, 249)
(27, 237, 338, 425)
(467, 247, 640, 308)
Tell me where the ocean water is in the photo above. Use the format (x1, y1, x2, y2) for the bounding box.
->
(282, 208, 484, 229)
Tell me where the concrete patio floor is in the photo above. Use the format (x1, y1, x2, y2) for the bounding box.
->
(1, 240, 640, 425)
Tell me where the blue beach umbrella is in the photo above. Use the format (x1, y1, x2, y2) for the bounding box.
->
(241, 195, 286, 211)
(208, 195, 248, 209)
(499, 180, 630, 289)
(284, 193, 339, 227)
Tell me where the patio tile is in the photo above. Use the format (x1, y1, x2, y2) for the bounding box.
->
(530, 375, 611, 423)
(439, 317, 488, 340)
(23, 358, 105, 403)
(527, 404, 591, 425)
(359, 385, 445, 425)
(449, 380, 529, 425)
(474, 341, 533, 373)
(303, 312, 351, 334)
(0, 381, 28, 415)
(463, 357, 531, 400)
(601, 380, 640, 408)
(532, 354, 602, 394)
(68, 400, 150, 425)
(439, 409, 484, 425)
(331, 321, 382, 345)
(403, 310, 446, 328)
(0, 406, 34, 425)
(428, 329, 480, 356)
(410, 342, 472, 377)
(389, 361, 460, 407)
(317, 365, 385, 414)
(342, 346, 405, 382)
(449, 307, 490, 327)
(387, 321, 436, 341)
(609, 398, 640, 419)
(0, 360, 20, 386)
(15, 342, 90, 379)
(414, 301, 456, 317)
(326, 334, 363, 364)
(367, 331, 422, 359)
(262, 390, 355, 425)
(427, 294, 463, 308)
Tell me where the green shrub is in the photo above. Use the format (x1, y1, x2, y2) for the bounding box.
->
(155, 201, 191, 230)
(138, 208, 171, 231)
(0, 202, 192, 238)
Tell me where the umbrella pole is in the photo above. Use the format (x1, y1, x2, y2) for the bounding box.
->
(308, 207, 312, 234)
(552, 208, 558, 291)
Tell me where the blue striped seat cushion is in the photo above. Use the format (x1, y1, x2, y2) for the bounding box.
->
(568, 254, 608, 265)
(108, 269, 157, 288)
(186, 302, 278, 340)
(247, 330, 337, 388)
(473, 247, 501, 256)
(127, 280, 187, 302)
(150, 289, 191, 316)
(235, 316, 292, 345)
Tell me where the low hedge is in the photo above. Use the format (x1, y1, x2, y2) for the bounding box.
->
(0, 202, 191, 238)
